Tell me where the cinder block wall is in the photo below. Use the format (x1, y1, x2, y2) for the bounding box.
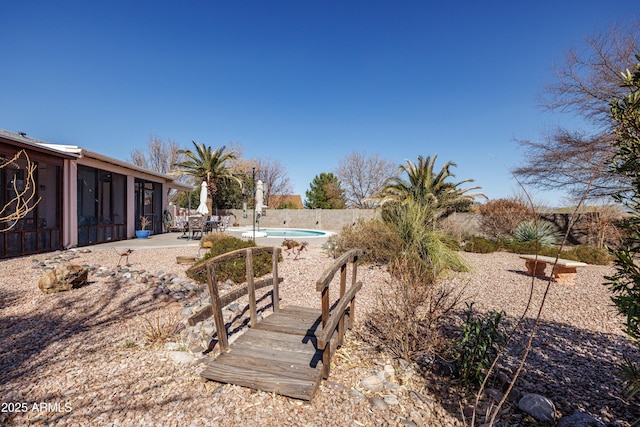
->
(219, 209, 379, 231)
(213, 210, 612, 246)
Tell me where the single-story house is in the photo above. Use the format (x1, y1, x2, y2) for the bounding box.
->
(0, 129, 192, 259)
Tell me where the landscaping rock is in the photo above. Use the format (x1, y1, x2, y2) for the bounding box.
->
(359, 375, 384, 392)
(349, 390, 366, 401)
(369, 397, 389, 411)
(518, 393, 556, 423)
(167, 351, 195, 365)
(383, 394, 399, 405)
(557, 410, 606, 427)
(37, 264, 89, 294)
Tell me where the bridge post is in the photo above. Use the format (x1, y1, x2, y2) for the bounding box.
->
(207, 263, 228, 351)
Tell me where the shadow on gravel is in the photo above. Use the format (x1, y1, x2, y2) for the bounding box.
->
(429, 313, 640, 426)
(0, 278, 161, 390)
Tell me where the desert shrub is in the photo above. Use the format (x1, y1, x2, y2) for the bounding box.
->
(463, 236, 499, 253)
(451, 303, 507, 389)
(187, 234, 274, 284)
(561, 245, 614, 265)
(477, 197, 532, 239)
(512, 220, 560, 247)
(361, 255, 463, 360)
(382, 199, 469, 274)
(332, 218, 403, 264)
(502, 241, 557, 256)
(500, 240, 613, 264)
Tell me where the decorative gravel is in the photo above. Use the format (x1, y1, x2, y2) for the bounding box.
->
(0, 244, 638, 426)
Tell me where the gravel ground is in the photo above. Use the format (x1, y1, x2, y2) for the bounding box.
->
(0, 244, 638, 426)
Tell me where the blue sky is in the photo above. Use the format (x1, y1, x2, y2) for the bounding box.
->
(1, 1, 636, 206)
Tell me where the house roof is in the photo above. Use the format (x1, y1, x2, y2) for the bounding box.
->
(0, 129, 78, 159)
(0, 129, 193, 192)
(269, 194, 304, 209)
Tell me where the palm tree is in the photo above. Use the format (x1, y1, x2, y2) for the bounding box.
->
(375, 154, 485, 223)
(173, 142, 241, 214)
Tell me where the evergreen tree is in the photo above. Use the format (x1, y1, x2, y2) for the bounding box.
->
(304, 173, 346, 209)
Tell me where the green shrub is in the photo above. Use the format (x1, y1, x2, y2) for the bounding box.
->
(463, 236, 499, 253)
(382, 199, 469, 274)
(561, 245, 613, 265)
(451, 303, 507, 389)
(188, 234, 274, 284)
(503, 240, 545, 254)
(512, 220, 560, 247)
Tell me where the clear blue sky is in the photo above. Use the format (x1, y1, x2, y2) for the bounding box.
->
(1, 1, 636, 206)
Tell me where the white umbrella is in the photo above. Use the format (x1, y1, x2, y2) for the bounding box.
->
(196, 181, 209, 215)
(255, 180, 264, 213)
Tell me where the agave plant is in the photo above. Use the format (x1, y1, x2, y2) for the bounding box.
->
(512, 220, 560, 247)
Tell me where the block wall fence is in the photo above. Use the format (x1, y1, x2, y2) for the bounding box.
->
(210, 209, 609, 247)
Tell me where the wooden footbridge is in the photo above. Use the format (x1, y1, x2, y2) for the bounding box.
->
(186, 247, 363, 401)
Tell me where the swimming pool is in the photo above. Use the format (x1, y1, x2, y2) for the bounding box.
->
(232, 227, 333, 238)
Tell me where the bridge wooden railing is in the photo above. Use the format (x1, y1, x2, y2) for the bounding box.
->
(316, 248, 363, 379)
(186, 246, 282, 351)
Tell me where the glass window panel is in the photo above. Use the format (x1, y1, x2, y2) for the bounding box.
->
(112, 174, 126, 225)
(7, 233, 21, 255)
(78, 166, 97, 227)
(24, 232, 36, 253)
(37, 163, 60, 229)
(78, 228, 88, 246)
(51, 230, 59, 249)
(38, 230, 51, 251)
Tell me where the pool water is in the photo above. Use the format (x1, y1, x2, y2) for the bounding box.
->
(234, 227, 331, 238)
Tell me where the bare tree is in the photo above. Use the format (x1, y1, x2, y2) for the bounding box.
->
(514, 130, 619, 199)
(334, 151, 396, 208)
(0, 150, 40, 231)
(230, 153, 294, 207)
(514, 21, 640, 200)
(130, 134, 182, 175)
(253, 158, 293, 204)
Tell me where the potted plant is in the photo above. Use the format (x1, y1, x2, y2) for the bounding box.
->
(135, 216, 151, 239)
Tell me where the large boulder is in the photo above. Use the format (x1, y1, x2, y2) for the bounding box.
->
(38, 264, 89, 294)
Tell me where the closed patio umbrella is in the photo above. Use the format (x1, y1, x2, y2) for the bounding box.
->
(196, 181, 209, 215)
(255, 179, 264, 214)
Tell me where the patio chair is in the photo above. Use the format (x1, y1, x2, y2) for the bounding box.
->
(174, 216, 189, 238)
(218, 215, 231, 232)
(188, 215, 205, 240)
(205, 215, 221, 233)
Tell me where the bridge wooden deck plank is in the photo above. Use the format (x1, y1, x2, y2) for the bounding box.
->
(237, 328, 319, 355)
(198, 249, 362, 402)
(199, 308, 326, 401)
(254, 307, 323, 337)
(200, 361, 320, 401)
(206, 347, 322, 381)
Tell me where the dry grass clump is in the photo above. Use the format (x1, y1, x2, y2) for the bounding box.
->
(330, 218, 403, 264)
(134, 309, 181, 346)
(360, 256, 463, 361)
